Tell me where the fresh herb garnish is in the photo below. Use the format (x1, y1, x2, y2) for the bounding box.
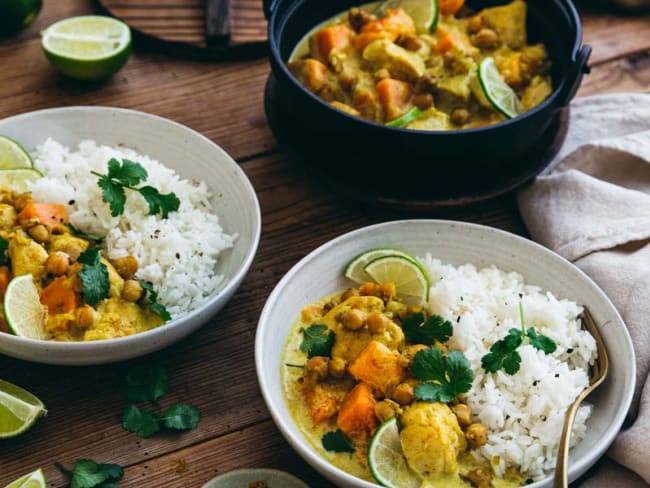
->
(139, 281, 172, 322)
(300, 324, 335, 358)
(0, 236, 8, 265)
(122, 365, 169, 403)
(77, 248, 109, 306)
(55, 459, 124, 488)
(481, 302, 557, 375)
(412, 348, 473, 403)
(284, 363, 305, 368)
(92, 158, 180, 219)
(322, 429, 355, 453)
(68, 223, 105, 243)
(402, 312, 453, 345)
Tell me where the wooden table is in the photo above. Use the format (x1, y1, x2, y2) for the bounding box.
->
(0, 1, 648, 486)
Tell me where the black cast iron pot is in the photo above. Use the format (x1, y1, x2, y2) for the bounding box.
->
(264, 0, 591, 200)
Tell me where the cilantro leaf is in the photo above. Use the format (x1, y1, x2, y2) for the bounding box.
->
(527, 327, 557, 354)
(162, 403, 201, 430)
(97, 175, 126, 217)
(77, 248, 109, 306)
(402, 312, 453, 345)
(0, 236, 8, 265)
(300, 324, 335, 359)
(412, 348, 473, 403)
(122, 365, 169, 403)
(55, 459, 124, 488)
(109, 158, 148, 186)
(322, 429, 355, 453)
(138, 186, 181, 219)
(139, 281, 171, 322)
(122, 405, 161, 438)
(68, 223, 104, 243)
(501, 350, 522, 374)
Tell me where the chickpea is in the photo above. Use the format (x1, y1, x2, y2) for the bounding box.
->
(74, 305, 96, 329)
(306, 356, 329, 381)
(466, 423, 488, 448)
(115, 255, 138, 279)
(472, 28, 500, 49)
(367, 312, 389, 334)
(413, 93, 434, 111)
(340, 287, 360, 302)
(122, 279, 143, 302)
(374, 399, 399, 423)
(399, 34, 423, 51)
(13, 193, 33, 212)
(451, 403, 473, 427)
(465, 468, 493, 488)
(380, 282, 396, 301)
(45, 251, 70, 276)
(339, 71, 358, 91)
(374, 68, 391, 82)
(51, 223, 69, 235)
(28, 224, 49, 243)
(467, 15, 483, 34)
(328, 357, 347, 378)
(341, 309, 366, 330)
(392, 382, 414, 405)
(451, 107, 470, 126)
(348, 7, 376, 31)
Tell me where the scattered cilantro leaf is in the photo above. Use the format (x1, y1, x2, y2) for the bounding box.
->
(55, 459, 124, 488)
(139, 281, 172, 322)
(122, 365, 169, 403)
(0, 236, 8, 265)
(300, 324, 335, 358)
(139, 186, 180, 219)
(527, 327, 557, 354)
(68, 223, 104, 243)
(322, 429, 355, 453)
(77, 248, 109, 306)
(412, 348, 473, 403)
(402, 312, 453, 345)
(121, 405, 161, 438)
(162, 404, 201, 430)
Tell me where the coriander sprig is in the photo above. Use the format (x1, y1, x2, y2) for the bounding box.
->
(78, 248, 110, 306)
(411, 348, 473, 403)
(299, 324, 335, 359)
(92, 158, 180, 219)
(55, 459, 124, 488)
(481, 302, 557, 375)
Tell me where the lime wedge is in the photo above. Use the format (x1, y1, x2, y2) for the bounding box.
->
(364, 255, 430, 303)
(387, 107, 421, 128)
(375, 0, 438, 32)
(0, 136, 33, 170)
(3, 468, 46, 488)
(345, 248, 416, 284)
(368, 417, 421, 488)
(41, 15, 131, 80)
(478, 57, 522, 119)
(0, 380, 47, 440)
(0, 168, 43, 192)
(4, 274, 48, 341)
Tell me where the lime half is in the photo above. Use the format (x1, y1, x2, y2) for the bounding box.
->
(368, 417, 421, 488)
(4, 275, 47, 340)
(41, 15, 131, 80)
(364, 255, 430, 303)
(3, 468, 46, 488)
(375, 0, 438, 32)
(345, 248, 416, 284)
(387, 107, 421, 128)
(0, 168, 43, 192)
(0, 380, 47, 440)
(0, 136, 33, 170)
(478, 57, 522, 119)
(0, 0, 42, 36)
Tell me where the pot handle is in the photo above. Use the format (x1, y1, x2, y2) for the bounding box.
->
(558, 44, 592, 107)
(263, 0, 278, 19)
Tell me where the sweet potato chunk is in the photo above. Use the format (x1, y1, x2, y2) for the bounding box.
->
(348, 340, 406, 396)
(375, 78, 413, 122)
(337, 382, 376, 439)
(310, 25, 352, 62)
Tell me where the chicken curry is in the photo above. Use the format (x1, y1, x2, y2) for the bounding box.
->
(288, 0, 552, 130)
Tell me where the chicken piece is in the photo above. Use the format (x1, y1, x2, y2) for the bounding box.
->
(363, 39, 425, 82)
(400, 402, 467, 477)
(521, 75, 552, 110)
(85, 297, 163, 340)
(406, 107, 450, 130)
(101, 257, 125, 298)
(0, 204, 16, 232)
(8, 229, 48, 280)
(480, 0, 527, 49)
(48, 234, 89, 262)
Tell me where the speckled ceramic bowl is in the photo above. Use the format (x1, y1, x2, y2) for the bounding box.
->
(202, 469, 310, 488)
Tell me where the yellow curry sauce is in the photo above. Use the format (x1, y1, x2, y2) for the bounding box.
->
(0, 189, 163, 341)
(288, 0, 552, 130)
(282, 282, 522, 488)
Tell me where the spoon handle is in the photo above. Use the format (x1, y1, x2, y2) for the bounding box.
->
(553, 388, 589, 488)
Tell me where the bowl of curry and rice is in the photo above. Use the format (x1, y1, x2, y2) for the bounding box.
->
(264, 0, 591, 202)
(0, 106, 260, 365)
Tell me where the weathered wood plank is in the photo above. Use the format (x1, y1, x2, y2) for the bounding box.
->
(579, 51, 650, 96)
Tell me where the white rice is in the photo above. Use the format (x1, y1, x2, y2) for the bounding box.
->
(28, 138, 236, 318)
(419, 255, 597, 481)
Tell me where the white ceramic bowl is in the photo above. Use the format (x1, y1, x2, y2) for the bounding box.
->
(0, 106, 260, 365)
(256, 220, 635, 488)
(202, 469, 309, 488)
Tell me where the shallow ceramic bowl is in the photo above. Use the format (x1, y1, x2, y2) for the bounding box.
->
(0, 106, 261, 365)
(202, 468, 309, 488)
(256, 220, 635, 488)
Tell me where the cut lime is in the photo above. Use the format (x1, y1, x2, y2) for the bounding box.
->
(368, 417, 421, 488)
(0, 136, 33, 170)
(478, 57, 522, 119)
(0, 0, 42, 36)
(41, 15, 131, 81)
(0, 380, 47, 440)
(3, 468, 46, 488)
(387, 107, 422, 128)
(0, 168, 43, 192)
(345, 248, 416, 284)
(375, 0, 438, 32)
(4, 275, 47, 341)
(364, 255, 430, 303)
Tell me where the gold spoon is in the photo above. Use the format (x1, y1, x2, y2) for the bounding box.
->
(553, 307, 609, 488)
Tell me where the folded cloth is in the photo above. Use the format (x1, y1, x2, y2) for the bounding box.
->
(517, 93, 650, 486)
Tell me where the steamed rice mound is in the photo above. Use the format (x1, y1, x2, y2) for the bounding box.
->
(29, 138, 236, 319)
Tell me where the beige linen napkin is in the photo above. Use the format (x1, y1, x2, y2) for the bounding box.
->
(517, 93, 650, 487)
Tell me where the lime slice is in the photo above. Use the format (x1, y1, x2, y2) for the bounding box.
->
(345, 248, 416, 284)
(478, 57, 522, 119)
(375, 0, 438, 32)
(4, 274, 48, 341)
(0, 168, 43, 192)
(368, 417, 421, 488)
(387, 107, 421, 128)
(0, 0, 42, 36)
(0, 136, 33, 170)
(0, 380, 47, 440)
(41, 15, 131, 81)
(3, 468, 46, 488)
(364, 255, 430, 303)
